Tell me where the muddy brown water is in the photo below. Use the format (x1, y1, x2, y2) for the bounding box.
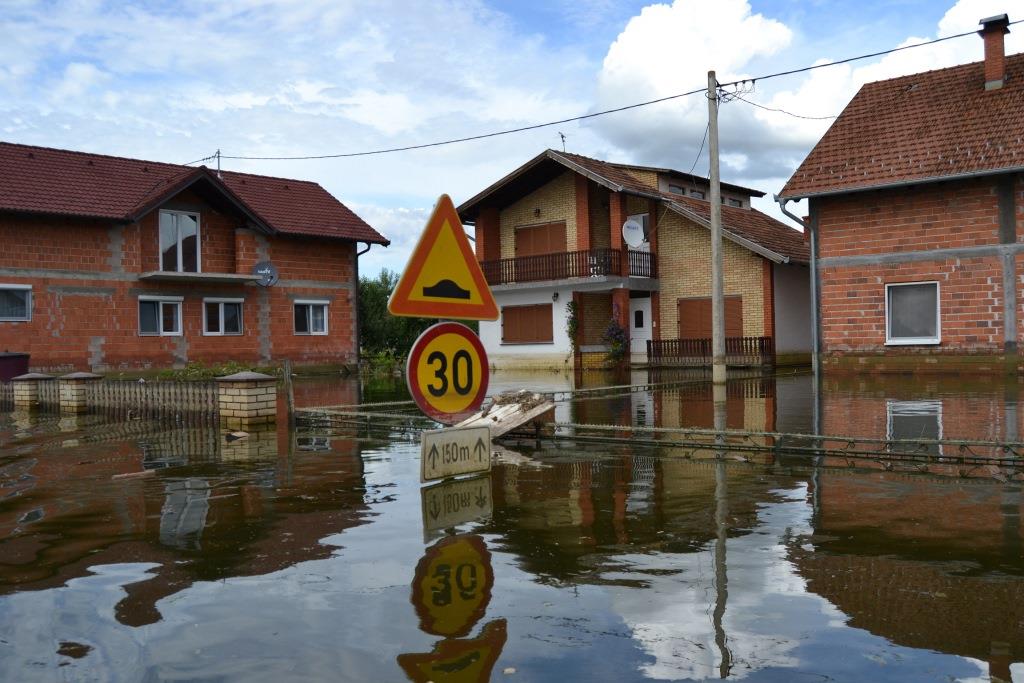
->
(0, 370, 1022, 681)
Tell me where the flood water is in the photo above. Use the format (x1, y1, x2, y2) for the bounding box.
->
(1, 370, 1022, 682)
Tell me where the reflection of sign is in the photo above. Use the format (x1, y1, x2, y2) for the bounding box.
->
(408, 323, 489, 425)
(252, 261, 279, 287)
(397, 619, 507, 683)
(421, 426, 491, 483)
(622, 218, 645, 248)
(387, 194, 498, 320)
(422, 474, 492, 532)
(411, 535, 494, 637)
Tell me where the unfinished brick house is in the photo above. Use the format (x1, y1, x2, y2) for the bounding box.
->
(458, 150, 810, 369)
(0, 142, 389, 372)
(778, 15, 1024, 372)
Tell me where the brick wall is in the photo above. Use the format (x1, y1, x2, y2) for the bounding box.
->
(0, 189, 359, 371)
(588, 182, 610, 250)
(499, 170, 577, 257)
(579, 292, 612, 345)
(656, 211, 767, 339)
(814, 175, 1024, 357)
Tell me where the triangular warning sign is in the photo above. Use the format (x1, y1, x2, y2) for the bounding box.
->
(388, 194, 498, 321)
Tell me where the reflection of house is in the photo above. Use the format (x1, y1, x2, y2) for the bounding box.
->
(0, 142, 388, 372)
(458, 150, 810, 369)
(779, 16, 1024, 371)
(798, 469, 1024, 680)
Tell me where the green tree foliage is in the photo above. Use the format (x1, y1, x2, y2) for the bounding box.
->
(357, 269, 434, 358)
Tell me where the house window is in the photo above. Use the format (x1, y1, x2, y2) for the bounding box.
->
(0, 284, 31, 322)
(501, 304, 553, 343)
(887, 400, 942, 456)
(634, 310, 644, 329)
(139, 296, 183, 336)
(726, 198, 743, 208)
(668, 184, 686, 195)
(690, 189, 706, 200)
(203, 299, 243, 336)
(159, 210, 200, 273)
(294, 300, 329, 335)
(886, 282, 940, 345)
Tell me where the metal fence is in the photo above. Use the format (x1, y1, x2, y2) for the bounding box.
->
(0, 378, 219, 421)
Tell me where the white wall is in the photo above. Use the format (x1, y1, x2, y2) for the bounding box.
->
(478, 286, 575, 369)
(773, 263, 812, 353)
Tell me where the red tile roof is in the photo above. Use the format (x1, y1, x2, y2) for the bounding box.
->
(0, 142, 389, 244)
(781, 52, 1024, 199)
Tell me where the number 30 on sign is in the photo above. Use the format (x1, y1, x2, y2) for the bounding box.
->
(407, 322, 489, 424)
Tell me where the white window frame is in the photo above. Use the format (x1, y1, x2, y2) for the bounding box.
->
(294, 299, 329, 336)
(159, 209, 202, 273)
(885, 281, 941, 345)
(202, 298, 244, 336)
(138, 295, 183, 337)
(887, 399, 943, 456)
(0, 284, 32, 322)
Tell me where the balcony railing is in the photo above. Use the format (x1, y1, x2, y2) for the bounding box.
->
(647, 336, 775, 367)
(481, 248, 657, 286)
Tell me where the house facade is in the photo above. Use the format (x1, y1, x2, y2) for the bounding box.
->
(778, 14, 1024, 372)
(458, 150, 810, 369)
(0, 142, 388, 372)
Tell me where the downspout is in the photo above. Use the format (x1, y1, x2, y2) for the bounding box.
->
(774, 195, 819, 376)
(355, 242, 371, 394)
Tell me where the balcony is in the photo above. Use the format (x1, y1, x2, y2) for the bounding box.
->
(481, 248, 657, 286)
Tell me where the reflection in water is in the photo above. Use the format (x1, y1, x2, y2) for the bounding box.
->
(0, 373, 1023, 681)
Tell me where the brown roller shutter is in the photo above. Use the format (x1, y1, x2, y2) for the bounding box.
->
(502, 304, 554, 343)
(678, 296, 743, 338)
(515, 222, 567, 257)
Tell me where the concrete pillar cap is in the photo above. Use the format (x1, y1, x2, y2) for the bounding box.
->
(12, 373, 55, 381)
(59, 372, 103, 380)
(216, 371, 276, 382)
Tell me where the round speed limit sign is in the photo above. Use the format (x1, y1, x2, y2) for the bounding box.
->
(407, 322, 489, 424)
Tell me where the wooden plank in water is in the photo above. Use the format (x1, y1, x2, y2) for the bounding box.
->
(456, 398, 554, 438)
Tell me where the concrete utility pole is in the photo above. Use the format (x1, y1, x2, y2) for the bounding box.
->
(708, 71, 726, 386)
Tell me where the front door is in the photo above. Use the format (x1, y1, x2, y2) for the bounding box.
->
(630, 297, 652, 359)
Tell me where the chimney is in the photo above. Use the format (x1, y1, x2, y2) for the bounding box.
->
(979, 14, 1010, 90)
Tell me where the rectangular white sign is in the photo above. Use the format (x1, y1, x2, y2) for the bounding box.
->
(420, 474, 493, 534)
(420, 426, 491, 483)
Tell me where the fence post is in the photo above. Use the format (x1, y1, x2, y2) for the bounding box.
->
(216, 371, 278, 427)
(283, 359, 296, 430)
(12, 373, 54, 409)
(58, 372, 103, 414)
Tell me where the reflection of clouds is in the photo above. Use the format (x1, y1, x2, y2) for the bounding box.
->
(610, 486, 812, 680)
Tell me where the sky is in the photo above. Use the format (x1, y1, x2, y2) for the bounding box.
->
(2, 0, 1022, 276)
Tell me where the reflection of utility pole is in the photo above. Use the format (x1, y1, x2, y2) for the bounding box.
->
(708, 70, 725, 386)
(713, 460, 732, 678)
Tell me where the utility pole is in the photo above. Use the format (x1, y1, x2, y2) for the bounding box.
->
(708, 71, 726, 386)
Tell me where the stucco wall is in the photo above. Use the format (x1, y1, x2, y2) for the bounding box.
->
(773, 263, 812, 353)
(478, 286, 575, 369)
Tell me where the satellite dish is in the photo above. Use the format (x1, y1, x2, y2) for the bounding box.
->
(622, 218, 645, 248)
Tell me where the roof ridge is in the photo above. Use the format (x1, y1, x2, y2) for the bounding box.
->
(861, 50, 1024, 89)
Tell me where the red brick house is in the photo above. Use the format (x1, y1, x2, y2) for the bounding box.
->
(459, 150, 811, 369)
(778, 15, 1024, 372)
(0, 142, 388, 372)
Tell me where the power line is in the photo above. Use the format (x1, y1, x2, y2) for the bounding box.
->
(729, 93, 837, 120)
(689, 122, 709, 174)
(187, 19, 1022, 164)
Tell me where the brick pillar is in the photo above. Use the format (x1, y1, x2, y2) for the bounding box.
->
(58, 372, 102, 414)
(609, 192, 629, 275)
(575, 175, 591, 252)
(234, 228, 259, 274)
(762, 260, 776, 341)
(474, 207, 501, 262)
(217, 371, 278, 426)
(12, 373, 54, 409)
(223, 425, 280, 460)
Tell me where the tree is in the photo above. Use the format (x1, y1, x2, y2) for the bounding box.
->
(358, 269, 434, 357)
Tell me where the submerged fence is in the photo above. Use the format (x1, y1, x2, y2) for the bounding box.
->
(647, 337, 774, 367)
(0, 378, 219, 422)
